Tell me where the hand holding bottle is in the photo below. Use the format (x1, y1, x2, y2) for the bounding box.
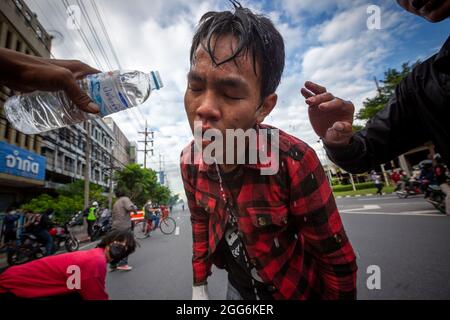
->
(0, 48, 100, 113)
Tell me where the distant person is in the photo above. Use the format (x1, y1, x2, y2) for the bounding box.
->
(0, 229, 136, 300)
(420, 162, 436, 198)
(110, 189, 138, 271)
(302, 0, 450, 174)
(371, 171, 384, 196)
(433, 154, 449, 215)
(23, 210, 55, 256)
(2, 207, 20, 246)
(390, 170, 401, 191)
(85, 201, 99, 241)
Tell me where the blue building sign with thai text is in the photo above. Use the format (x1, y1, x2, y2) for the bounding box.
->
(0, 141, 46, 181)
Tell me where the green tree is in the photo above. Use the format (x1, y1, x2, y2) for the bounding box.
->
(152, 184, 171, 205)
(58, 180, 106, 206)
(168, 194, 180, 207)
(114, 163, 158, 207)
(357, 61, 420, 121)
(20, 180, 108, 224)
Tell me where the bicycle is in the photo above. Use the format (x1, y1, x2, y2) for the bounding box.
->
(134, 209, 176, 239)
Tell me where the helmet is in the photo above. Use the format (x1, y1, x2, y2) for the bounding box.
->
(433, 153, 442, 161)
(92, 201, 99, 207)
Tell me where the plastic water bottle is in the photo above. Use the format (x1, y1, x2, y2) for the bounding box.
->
(4, 70, 163, 134)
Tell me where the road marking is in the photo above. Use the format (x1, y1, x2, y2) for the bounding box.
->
(175, 227, 180, 236)
(341, 205, 381, 212)
(357, 197, 399, 201)
(342, 210, 443, 217)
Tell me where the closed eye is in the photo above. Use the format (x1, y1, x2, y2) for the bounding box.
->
(225, 94, 244, 100)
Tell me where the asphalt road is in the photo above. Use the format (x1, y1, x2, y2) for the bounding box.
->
(104, 195, 450, 300)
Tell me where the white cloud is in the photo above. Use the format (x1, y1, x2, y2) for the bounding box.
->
(23, 0, 427, 199)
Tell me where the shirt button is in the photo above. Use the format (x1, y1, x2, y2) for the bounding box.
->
(267, 285, 277, 292)
(303, 216, 308, 223)
(258, 217, 267, 226)
(282, 217, 288, 224)
(249, 258, 257, 266)
(334, 234, 343, 244)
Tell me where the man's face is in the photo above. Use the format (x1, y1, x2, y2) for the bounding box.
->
(184, 35, 274, 151)
(397, 0, 450, 22)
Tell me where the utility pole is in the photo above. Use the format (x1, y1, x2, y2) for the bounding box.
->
(138, 121, 154, 169)
(374, 76, 381, 94)
(158, 153, 166, 185)
(108, 146, 115, 211)
(84, 121, 91, 209)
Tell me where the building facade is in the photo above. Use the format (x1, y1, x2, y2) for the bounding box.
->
(103, 117, 134, 167)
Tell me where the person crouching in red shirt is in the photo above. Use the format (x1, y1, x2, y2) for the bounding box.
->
(0, 229, 136, 300)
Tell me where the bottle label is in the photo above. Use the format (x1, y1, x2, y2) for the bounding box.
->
(86, 71, 129, 117)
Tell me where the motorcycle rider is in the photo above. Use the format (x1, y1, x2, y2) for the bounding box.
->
(420, 162, 436, 198)
(390, 170, 402, 191)
(433, 154, 450, 215)
(24, 210, 55, 256)
(85, 201, 99, 241)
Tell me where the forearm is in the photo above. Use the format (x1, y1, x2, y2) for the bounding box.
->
(317, 254, 358, 300)
(191, 219, 212, 285)
(325, 134, 373, 174)
(0, 48, 42, 84)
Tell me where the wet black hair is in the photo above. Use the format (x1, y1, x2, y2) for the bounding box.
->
(190, 0, 285, 100)
(97, 229, 138, 257)
(114, 188, 126, 198)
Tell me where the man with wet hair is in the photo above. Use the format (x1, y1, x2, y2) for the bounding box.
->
(181, 1, 357, 300)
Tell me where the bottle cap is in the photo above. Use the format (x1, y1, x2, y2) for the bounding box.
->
(150, 71, 163, 90)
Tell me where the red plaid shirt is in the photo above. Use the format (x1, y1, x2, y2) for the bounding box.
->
(181, 124, 357, 300)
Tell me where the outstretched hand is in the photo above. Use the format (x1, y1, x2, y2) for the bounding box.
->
(301, 81, 355, 147)
(0, 48, 101, 113)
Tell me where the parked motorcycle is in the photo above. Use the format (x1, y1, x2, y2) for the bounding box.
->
(48, 221, 79, 252)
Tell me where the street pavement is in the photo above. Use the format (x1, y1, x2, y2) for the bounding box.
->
(75, 195, 450, 299)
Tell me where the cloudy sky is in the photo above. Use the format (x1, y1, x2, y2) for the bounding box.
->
(24, 0, 450, 199)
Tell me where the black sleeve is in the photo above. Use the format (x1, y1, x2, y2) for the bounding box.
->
(325, 61, 431, 174)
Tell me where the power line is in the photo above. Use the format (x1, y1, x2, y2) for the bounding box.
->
(44, 0, 148, 135)
(60, 0, 104, 69)
(88, 0, 148, 129)
(75, 0, 114, 70)
(44, 0, 92, 64)
(89, 0, 122, 69)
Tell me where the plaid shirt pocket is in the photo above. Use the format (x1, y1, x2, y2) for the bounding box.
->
(246, 206, 289, 229)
